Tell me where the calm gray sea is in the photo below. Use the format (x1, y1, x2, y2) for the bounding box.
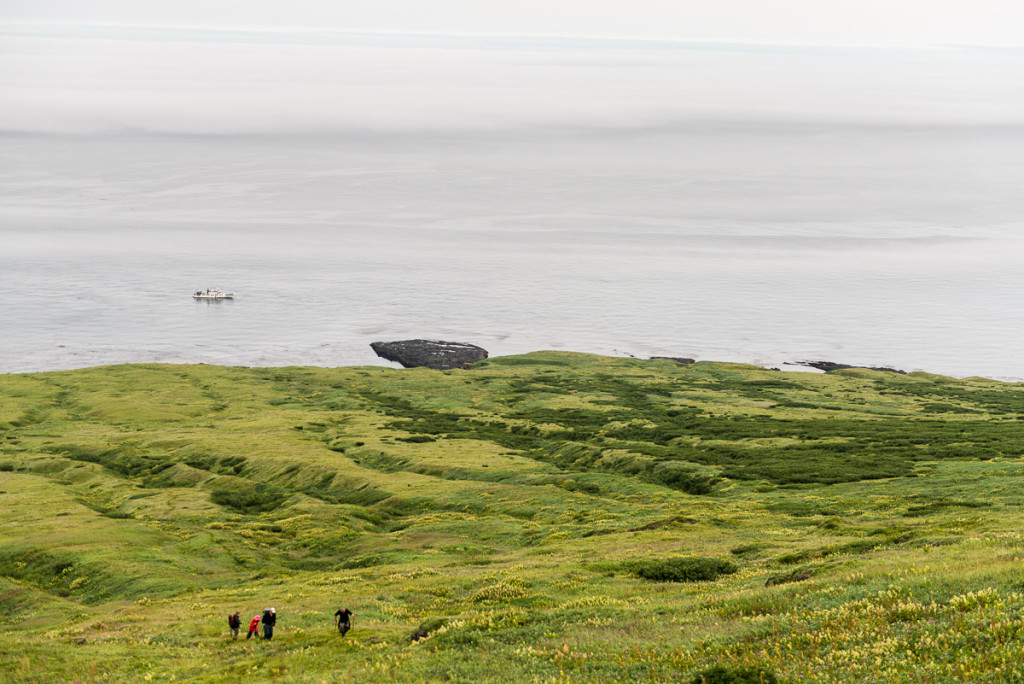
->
(3, 126, 1023, 379)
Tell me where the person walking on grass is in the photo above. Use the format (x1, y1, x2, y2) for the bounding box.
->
(262, 607, 277, 640)
(228, 611, 241, 640)
(246, 613, 260, 640)
(335, 606, 353, 636)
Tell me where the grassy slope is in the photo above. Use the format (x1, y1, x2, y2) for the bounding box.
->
(2, 352, 1024, 682)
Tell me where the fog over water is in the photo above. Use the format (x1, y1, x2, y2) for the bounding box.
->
(2, 28, 1023, 377)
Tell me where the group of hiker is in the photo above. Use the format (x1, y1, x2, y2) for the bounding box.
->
(227, 606, 353, 641)
(227, 607, 277, 641)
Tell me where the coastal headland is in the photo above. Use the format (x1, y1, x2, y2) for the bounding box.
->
(2, 352, 1024, 682)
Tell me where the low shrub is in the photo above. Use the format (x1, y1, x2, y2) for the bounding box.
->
(210, 483, 289, 514)
(647, 461, 721, 494)
(410, 616, 448, 641)
(624, 557, 737, 583)
(765, 569, 812, 586)
(690, 665, 778, 684)
(730, 543, 768, 557)
(338, 554, 385, 569)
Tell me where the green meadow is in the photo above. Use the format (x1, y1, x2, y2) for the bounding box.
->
(2, 352, 1024, 683)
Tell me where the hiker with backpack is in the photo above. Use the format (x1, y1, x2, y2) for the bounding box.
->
(228, 611, 241, 640)
(262, 607, 277, 640)
(246, 613, 260, 640)
(334, 607, 353, 636)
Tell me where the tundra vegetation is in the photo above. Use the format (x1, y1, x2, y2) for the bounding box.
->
(1, 352, 1024, 682)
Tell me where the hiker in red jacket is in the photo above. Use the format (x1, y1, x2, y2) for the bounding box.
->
(246, 614, 260, 640)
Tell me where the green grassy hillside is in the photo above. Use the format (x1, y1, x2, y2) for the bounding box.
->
(2, 352, 1024, 682)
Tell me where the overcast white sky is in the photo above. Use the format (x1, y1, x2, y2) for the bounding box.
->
(3, 0, 1024, 48)
(2, 1, 1023, 134)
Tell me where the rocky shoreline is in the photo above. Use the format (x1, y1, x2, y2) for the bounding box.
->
(370, 339, 910, 375)
(797, 360, 907, 374)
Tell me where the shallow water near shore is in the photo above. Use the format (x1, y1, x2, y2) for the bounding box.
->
(3, 127, 1024, 379)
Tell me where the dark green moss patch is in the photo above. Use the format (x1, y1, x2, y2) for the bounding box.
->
(618, 557, 738, 583)
(210, 483, 289, 514)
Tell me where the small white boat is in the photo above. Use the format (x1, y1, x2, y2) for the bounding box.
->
(193, 288, 234, 300)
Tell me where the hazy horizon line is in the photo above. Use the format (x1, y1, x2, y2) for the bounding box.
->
(5, 21, 1021, 53)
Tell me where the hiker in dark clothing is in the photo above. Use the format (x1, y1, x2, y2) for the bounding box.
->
(334, 607, 353, 636)
(262, 608, 276, 640)
(228, 611, 241, 640)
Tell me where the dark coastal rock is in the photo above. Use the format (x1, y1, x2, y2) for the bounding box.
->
(650, 356, 696, 365)
(800, 361, 906, 375)
(370, 339, 488, 370)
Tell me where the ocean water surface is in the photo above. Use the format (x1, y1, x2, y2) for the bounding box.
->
(3, 128, 1023, 379)
(2, 31, 1023, 378)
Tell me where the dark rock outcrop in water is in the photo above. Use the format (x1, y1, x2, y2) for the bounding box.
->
(650, 356, 696, 365)
(800, 361, 907, 374)
(370, 340, 488, 370)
